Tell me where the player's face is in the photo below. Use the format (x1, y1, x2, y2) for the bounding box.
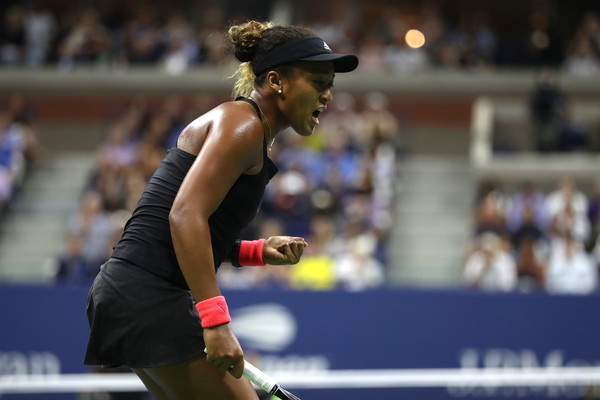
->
(282, 61, 335, 136)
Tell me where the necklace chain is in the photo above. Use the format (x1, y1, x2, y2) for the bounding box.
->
(250, 97, 274, 151)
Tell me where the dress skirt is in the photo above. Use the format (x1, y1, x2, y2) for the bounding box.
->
(84, 257, 206, 368)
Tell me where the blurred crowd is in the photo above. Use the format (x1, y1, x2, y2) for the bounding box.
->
(0, 93, 45, 215)
(3, 0, 599, 293)
(464, 177, 600, 295)
(0, 0, 599, 75)
(54, 92, 399, 290)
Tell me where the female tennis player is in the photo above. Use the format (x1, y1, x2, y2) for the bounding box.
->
(84, 20, 358, 399)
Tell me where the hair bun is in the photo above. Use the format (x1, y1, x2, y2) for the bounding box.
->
(234, 47, 255, 63)
(228, 20, 270, 63)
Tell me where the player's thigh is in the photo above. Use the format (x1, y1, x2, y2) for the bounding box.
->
(141, 354, 259, 400)
(132, 368, 169, 400)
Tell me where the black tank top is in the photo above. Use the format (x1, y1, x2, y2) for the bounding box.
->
(112, 98, 278, 289)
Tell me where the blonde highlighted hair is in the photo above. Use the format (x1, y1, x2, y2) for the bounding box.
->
(228, 21, 273, 99)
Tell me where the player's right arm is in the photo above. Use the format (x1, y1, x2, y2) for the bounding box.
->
(169, 102, 263, 378)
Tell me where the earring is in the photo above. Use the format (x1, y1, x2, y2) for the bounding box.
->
(277, 89, 282, 94)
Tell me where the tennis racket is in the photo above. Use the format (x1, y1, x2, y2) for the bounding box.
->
(204, 348, 301, 400)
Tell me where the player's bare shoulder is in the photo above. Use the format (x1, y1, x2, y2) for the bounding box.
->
(214, 100, 264, 145)
(177, 101, 263, 156)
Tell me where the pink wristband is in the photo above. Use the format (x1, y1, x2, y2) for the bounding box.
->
(195, 296, 231, 328)
(238, 239, 267, 266)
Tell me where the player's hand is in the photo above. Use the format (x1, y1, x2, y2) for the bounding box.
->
(203, 323, 244, 378)
(263, 236, 308, 265)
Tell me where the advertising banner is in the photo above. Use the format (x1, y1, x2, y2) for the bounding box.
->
(1, 285, 599, 399)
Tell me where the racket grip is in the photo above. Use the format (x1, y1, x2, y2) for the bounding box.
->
(242, 359, 278, 394)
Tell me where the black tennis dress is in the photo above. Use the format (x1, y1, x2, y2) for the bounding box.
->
(84, 98, 277, 368)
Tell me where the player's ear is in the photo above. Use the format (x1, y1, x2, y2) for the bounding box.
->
(266, 71, 283, 94)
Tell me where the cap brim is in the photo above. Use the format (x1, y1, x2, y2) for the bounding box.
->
(297, 53, 359, 73)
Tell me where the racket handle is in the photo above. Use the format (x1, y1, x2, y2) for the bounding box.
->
(242, 358, 279, 395)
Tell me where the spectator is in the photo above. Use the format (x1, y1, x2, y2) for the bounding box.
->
(556, 107, 590, 153)
(545, 232, 598, 295)
(269, 165, 313, 237)
(466, 12, 497, 68)
(529, 71, 568, 153)
(55, 235, 93, 284)
(384, 31, 429, 72)
(356, 92, 399, 237)
(473, 180, 508, 237)
(97, 120, 139, 170)
(287, 214, 340, 291)
(549, 199, 591, 247)
(160, 95, 188, 149)
(546, 177, 588, 216)
(418, 3, 446, 60)
(357, 91, 400, 151)
(288, 245, 336, 290)
(65, 190, 116, 271)
(334, 230, 385, 291)
(6, 92, 35, 125)
(57, 195, 130, 284)
(563, 32, 600, 76)
(356, 31, 386, 71)
(579, 12, 600, 56)
(511, 201, 548, 248)
(320, 92, 359, 148)
(587, 178, 600, 226)
(511, 204, 548, 292)
(0, 5, 25, 65)
(24, 3, 57, 67)
(506, 181, 549, 234)
(463, 232, 518, 292)
(161, 11, 198, 74)
(193, 6, 227, 66)
(5, 93, 46, 167)
(514, 235, 547, 292)
(0, 109, 26, 209)
(120, 4, 164, 65)
(545, 176, 590, 245)
(322, 125, 361, 189)
(57, 9, 111, 69)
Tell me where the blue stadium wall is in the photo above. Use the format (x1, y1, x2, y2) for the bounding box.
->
(1, 284, 599, 400)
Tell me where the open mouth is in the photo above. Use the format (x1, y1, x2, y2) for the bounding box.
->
(311, 107, 326, 125)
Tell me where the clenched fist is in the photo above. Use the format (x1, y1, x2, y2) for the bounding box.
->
(262, 236, 308, 265)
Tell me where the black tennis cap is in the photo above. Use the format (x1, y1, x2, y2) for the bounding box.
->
(252, 37, 359, 76)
